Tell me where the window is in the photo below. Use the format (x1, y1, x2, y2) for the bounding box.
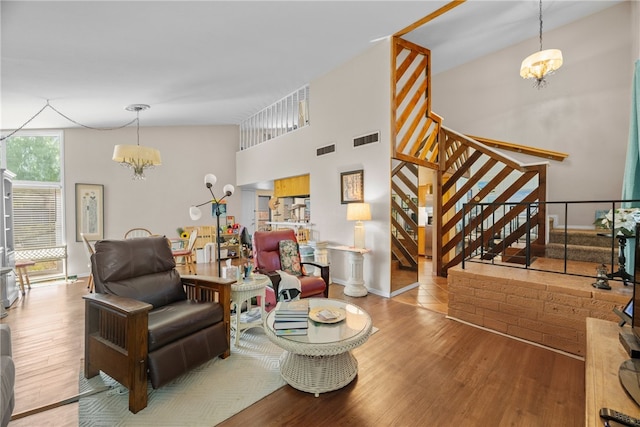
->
(0, 131, 64, 278)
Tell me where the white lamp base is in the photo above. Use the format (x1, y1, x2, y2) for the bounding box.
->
(353, 221, 365, 249)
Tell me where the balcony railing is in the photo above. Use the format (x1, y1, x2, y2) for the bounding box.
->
(239, 85, 310, 151)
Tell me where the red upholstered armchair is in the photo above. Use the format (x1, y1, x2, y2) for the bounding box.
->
(252, 230, 329, 300)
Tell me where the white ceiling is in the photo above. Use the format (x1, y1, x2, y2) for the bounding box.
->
(0, 0, 622, 131)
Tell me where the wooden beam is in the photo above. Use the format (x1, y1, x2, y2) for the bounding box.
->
(467, 135, 569, 162)
(394, 1, 467, 38)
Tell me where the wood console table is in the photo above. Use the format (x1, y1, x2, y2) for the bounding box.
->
(586, 318, 640, 426)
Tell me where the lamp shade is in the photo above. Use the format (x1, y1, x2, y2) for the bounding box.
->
(204, 174, 217, 188)
(519, 49, 563, 80)
(347, 203, 371, 221)
(189, 206, 202, 221)
(223, 184, 235, 197)
(112, 144, 162, 165)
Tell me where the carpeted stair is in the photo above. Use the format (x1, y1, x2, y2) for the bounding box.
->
(545, 228, 617, 264)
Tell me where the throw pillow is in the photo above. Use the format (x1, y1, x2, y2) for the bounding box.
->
(279, 239, 302, 276)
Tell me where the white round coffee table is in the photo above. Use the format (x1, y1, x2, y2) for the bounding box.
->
(231, 273, 269, 345)
(264, 298, 372, 396)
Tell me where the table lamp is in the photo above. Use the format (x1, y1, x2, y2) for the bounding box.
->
(347, 202, 371, 249)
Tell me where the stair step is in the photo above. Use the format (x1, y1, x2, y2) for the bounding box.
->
(545, 243, 614, 264)
(549, 228, 618, 248)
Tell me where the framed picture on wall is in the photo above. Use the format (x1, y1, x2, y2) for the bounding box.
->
(212, 200, 227, 216)
(340, 170, 364, 204)
(75, 183, 104, 242)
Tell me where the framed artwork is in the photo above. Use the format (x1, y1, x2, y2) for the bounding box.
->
(75, 183, 104, 242)
(340, 169, 364, 204)
(212, 200, 227, 216)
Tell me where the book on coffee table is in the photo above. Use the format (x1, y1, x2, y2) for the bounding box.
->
(274, 300, 309, 315)
(273, 320, 308, 330)
(275, 328, 308, 336)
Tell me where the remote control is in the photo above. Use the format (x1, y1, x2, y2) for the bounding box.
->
(600, 408, 640, 427)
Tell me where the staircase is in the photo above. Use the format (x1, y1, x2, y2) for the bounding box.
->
(545, 228, 617, 264)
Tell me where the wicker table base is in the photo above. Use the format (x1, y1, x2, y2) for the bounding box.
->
(279, 350, 358, 397)
(265, 298, 372, 397)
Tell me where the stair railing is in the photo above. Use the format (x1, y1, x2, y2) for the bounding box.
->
(461, 199, 640, 284)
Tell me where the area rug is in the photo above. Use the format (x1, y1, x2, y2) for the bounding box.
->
(78, 329, 285, 426)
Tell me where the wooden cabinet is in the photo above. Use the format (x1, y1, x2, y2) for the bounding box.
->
(585, 318, 640, 426)
(274, 174, 309, 198)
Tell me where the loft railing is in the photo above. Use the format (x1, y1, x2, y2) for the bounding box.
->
(461, 199, 640, 284)
(239, 85, 310, 150)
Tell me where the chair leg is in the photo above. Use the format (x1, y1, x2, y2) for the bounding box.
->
(185, 254, 193, 274)
(87, 274, 94, 293)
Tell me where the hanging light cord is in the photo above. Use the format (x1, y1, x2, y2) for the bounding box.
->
(1, 100, 138, 141)
(135, 109, 141, 146)
(538, 0, 544, 52)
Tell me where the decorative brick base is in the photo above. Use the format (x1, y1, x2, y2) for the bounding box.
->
(447, 264, 631, 357)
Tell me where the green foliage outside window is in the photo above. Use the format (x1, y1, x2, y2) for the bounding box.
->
(5, 135, 61, 182)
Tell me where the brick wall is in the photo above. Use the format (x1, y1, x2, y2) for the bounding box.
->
(447, 264, 631, 357)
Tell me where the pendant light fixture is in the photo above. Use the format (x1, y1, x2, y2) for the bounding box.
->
(519, 0, 563, 89)
(112, 104, 162, 179)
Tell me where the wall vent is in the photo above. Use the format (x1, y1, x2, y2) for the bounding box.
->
(316, 144, 336, 156)
(353, 131, 379, 147)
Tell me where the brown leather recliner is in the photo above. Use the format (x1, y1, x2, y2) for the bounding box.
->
(83, 236, 234, 413)
(252, 229, 329, 299)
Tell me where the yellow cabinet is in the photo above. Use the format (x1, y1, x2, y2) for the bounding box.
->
(274, 174, 310, 197)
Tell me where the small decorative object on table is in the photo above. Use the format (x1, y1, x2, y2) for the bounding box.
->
(309, 307, 346, 324)
(592, 264, 611, 290)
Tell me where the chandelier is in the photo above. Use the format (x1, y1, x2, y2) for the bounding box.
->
(519, 0, 563, 89)
(112, 104, 162, 179)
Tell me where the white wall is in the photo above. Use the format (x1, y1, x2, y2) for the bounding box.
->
(236, 39, 393, 296)
(432, 2, 634, 209)
(64, 125, 238, 277)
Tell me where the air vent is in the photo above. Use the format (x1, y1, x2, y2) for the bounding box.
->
(353, 131, 379, 147)
(316, 144, 336, 156)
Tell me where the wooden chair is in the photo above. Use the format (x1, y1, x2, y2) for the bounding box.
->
(124, 228, 152, 239)
(172, 229, 198, 274)
(80, 233, 95, 293)
(84, 236, 233, 413)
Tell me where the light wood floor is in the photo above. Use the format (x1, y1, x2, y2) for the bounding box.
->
(1, 260, 584, 426)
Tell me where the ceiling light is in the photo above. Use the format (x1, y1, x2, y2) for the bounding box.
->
(112, 104, 162, 179)
(520, 0, 563, 89)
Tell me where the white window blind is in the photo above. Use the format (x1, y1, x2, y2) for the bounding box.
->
(12, 185, 63, 250)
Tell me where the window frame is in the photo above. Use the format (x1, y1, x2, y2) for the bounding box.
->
(0, 130, 66, 278)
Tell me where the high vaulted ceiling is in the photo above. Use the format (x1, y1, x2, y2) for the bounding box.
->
(1, 0, 622, 131)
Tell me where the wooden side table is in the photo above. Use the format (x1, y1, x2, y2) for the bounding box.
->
(231, 274, 269, 345)
(15, 259, 35, 295)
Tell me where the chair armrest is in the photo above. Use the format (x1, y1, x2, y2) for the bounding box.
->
(255, 269, 282, 296)
(83, 292, 153, 315)
(83, 292, 153, 391)
(180, 274, 234, 358)
(0, 324, 11, 357)
(301, 261, 330, 298)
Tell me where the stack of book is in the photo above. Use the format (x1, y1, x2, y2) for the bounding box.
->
(273, 300, 309, 336)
